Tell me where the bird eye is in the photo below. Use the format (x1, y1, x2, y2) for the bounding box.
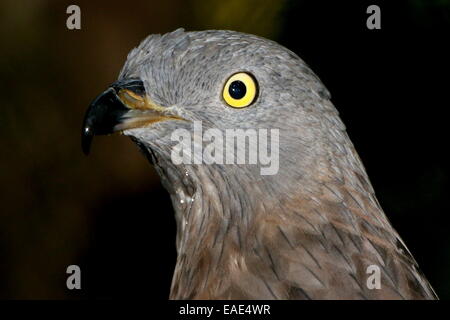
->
(222, 72, 258, 108)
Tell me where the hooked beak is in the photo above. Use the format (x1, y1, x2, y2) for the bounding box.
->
(81, 78, 181, 155)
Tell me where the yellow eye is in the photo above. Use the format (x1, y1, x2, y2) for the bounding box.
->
(222, 72, 258, 108)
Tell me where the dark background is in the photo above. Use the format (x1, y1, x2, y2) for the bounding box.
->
(0, 0, 449, 299)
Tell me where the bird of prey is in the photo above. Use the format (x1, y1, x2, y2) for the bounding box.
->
(81, 29, 437, 299)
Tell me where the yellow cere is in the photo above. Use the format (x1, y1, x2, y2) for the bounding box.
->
(222, 72, 258, 108)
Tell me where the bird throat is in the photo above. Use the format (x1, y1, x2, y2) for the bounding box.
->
(147, 146, 279, 298)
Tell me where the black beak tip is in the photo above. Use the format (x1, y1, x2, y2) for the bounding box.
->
(81, 125, 93, 155)
(81, 79, 144, 156)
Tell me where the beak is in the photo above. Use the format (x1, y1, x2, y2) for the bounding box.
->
(81, 78, 180, 155)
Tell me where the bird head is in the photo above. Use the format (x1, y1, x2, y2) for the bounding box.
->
(82, 28, 346, 210)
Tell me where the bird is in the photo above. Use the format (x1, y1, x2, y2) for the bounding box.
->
(81, 28, 437, 299)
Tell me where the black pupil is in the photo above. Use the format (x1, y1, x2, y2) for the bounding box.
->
(229, 80, 246, 99)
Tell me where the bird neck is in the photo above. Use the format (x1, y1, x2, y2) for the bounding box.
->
(163, 163, 264, 254)
(149, 139, 397, 299)
(152, 157, 276, 298)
